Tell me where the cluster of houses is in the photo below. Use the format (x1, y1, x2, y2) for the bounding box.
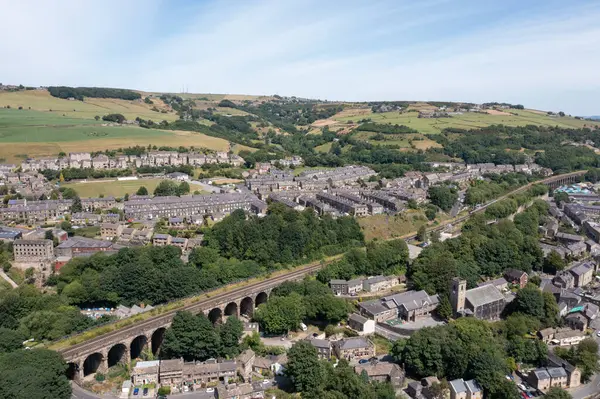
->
(129, 339, 403, 397)
(0, 192, 269, 225)
(123, 193, 266, 220)
(406, 376, 483, 399)
(351, 269, 526, 327)
(398, 162, 552, 190)
(19, 151, 244, 172)
(0, 166, 53, 199)
(246, 166, 377, 194)
(330, 275, 404, 296)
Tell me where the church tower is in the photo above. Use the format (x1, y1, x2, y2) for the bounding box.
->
(450, 277, 466, 315)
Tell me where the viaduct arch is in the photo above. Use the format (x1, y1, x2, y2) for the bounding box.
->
(64, 288, 276, 382)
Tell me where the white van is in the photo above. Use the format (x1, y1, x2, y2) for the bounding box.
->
(300, 323, 308, 331)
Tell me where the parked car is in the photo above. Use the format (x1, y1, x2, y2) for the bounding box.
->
(520, 392, 527, 399)
(358, 359, 369, 364)
(517, 383, 527, 391)
(133, 388, 139, 396)
(143, 387, 149, 396)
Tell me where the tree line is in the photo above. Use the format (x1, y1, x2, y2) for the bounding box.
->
(432, 124, 600, 171)
(204, 204, 364, 267)
(47, 86, 141, 101)
(316, 239, 408, 284)
(410, 200, 548, 294)
(356, 122, 418, 134)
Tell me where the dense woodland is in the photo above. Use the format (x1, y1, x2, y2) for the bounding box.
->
(432, 125, 600, 171)
(204, 205, 364, 267)
(410, 199, 548, 294)
(316, 240, 409, 284)
(465, 173, 539, 205)
(355, 122, 418, 134)
(160, 311, 244, 361)
(47, 86, 141, 101)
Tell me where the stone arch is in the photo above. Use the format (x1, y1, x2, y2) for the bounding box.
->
(240, 296, 254, 317)
(130, 335, 148, 360)
(152, 327, 166, 355)
(66, 362, 78, 380)
(224, 302, 239, 317)
(208, 307, 223, 324)
(255, 291, 268, 308)
(107, 343, 128, 368)
(83, 352, 103, 376)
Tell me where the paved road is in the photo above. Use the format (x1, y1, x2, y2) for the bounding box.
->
(374, 324, 407, 341)
(72, 383, 111, 399)
(450, 191, 465, 218)
(0, 270, 18, 288)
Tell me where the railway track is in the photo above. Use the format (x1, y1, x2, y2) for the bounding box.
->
(58, 171, 586, 358)
(59, 260, 327, 358)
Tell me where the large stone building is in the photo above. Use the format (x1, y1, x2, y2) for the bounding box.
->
(333, 337, 375, 361)
(569, 261, 595, 287)
(55, 237, 122, 259)
(13, 239, 54, 265)
(450, 278, 506, 320)
(358, 290, 440, 322)
(354, 363, 405, 389)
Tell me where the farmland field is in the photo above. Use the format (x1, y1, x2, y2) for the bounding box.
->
(0, 90, 179, 121)
(61, 178, 209, 198)
(331, 108, 596, 134)
(351, 130, 442, 151)
(0, 108, 230, 162)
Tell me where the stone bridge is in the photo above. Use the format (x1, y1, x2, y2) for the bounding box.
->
(61, 262, 324, 381)
(542, 170, 586, 190)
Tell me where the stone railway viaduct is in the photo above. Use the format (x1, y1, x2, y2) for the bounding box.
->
(59, 170, 586, 381)
(62, 261, 325, 381)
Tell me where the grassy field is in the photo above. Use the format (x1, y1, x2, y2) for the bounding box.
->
(350, 130, 442, 151)
(332, 108, 595, 135)
(315, 142, 333, 153)
(0, 109, 231, 162)
(0, 90, 179, 122)
(358, 211, 451, 241)
(231, 143, 258, 154)
(62, 178, 209, 198)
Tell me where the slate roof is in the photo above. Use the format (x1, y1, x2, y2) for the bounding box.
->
(465, 379, 482, 393)
(383, 290, 440, 311)
(449, 379, 467, 393)
(533, 369, 550, 380)
(310, 339, 330, 349)
(547, 367, 567, 378)
(338, 337, 371, 350)
(570, 262, 594, 276)
(56, 237, 113, 249)
(349, 313, 369, 325)
(359, 300, 390, 315)
(465, 284, 505, 308)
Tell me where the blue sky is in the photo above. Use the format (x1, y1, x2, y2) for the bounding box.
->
(1, 0, 600, 115)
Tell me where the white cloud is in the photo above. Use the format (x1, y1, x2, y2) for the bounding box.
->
(1, 0, 599, 114)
